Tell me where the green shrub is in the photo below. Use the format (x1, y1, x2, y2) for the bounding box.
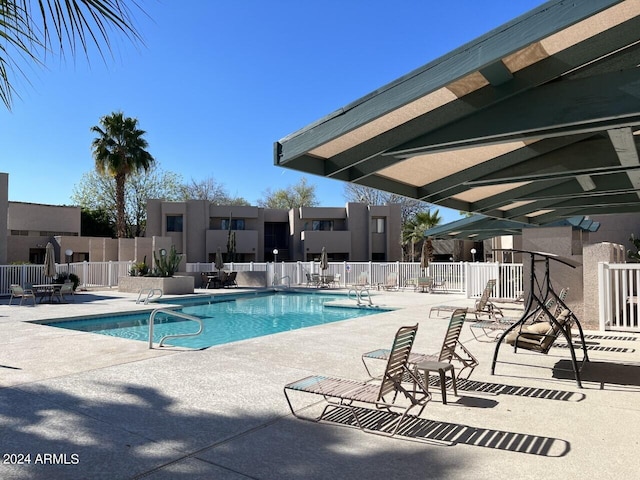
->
(54, 272, 80, 291)
(129, 256, 149, 276)
(628, 234, 640, 262)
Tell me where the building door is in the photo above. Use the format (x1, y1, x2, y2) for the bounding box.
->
(29, 248, 45, 264)
(264, 222, 289, 260)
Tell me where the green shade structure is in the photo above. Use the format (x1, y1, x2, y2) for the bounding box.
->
(275, 0, 640, 225)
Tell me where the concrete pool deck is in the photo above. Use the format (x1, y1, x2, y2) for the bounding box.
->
(1, 287, 639, 479)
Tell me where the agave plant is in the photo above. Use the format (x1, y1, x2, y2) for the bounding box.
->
(152, 246, 182, 277)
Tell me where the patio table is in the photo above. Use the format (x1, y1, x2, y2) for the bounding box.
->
(32, 284, 63, 303)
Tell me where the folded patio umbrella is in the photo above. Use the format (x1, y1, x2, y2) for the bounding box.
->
(215, 247, 225, 272)
(320, 246, 328, 272)
(420, 240, 429, 275)
(43, 242, 56, 278)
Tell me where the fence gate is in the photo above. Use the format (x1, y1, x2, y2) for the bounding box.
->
(598, 262, 640, 332)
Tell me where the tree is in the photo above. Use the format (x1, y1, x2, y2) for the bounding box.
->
(181, 176, 250, 205)
(258, 177, 319, 209)
(402, 210, 442, 261)
(80, 207, 116, 237)
(91, 111, 155, 238)
(0, 1, 143, 109)
(343, 183, 430, 224)
(72, 163, 183, 237)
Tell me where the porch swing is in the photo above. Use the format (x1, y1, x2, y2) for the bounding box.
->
(491, 250, 590, 388)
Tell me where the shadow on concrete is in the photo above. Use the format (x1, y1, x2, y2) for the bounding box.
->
(553, 359, 640, 389)
(552, 342, 635, 353)
(448, 377, 585, 402)
(0, 380, 456, 480)
(61, 293, 127, 304)
(318, 406, 570, 457)
(0, 292, 122, 306)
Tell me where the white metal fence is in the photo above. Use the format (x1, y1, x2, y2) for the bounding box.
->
(187, 261, 523, 299)
(0, 261, 132, 295)
(6, 258, 639, 333)
(598, 262, 640, 332)
(1, 260, 524, 300)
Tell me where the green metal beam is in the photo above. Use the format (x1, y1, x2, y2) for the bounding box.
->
(387, 68, 640, 157)
(275, 0, 625, 165)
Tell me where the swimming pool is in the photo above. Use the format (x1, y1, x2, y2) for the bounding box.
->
(43, 292, 387, 349)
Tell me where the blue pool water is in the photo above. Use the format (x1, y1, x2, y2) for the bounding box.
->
(43, 292, 386, 349)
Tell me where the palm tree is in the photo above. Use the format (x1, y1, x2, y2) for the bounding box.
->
(91, 112, 154, 238)
(0, 1, 143, 109)
(402, 210, 442, 261)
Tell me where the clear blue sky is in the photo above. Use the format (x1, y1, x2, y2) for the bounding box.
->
(1, 0, 545, 225)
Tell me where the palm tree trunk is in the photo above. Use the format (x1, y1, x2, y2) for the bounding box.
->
(115, 172, 127, 238)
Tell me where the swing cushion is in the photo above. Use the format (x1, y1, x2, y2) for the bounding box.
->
(526, 322, 553, 335)
(505, 310, 571, 352)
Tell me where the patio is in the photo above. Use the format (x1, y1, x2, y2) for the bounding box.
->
(1, 288, 639, 479)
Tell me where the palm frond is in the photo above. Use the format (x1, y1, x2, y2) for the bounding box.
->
(0, 0, 145, 109)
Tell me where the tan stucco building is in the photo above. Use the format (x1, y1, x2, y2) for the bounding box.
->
(145, 199, 403, 263)
(7, 201, 81, 264)
(0, 173, 402, 265)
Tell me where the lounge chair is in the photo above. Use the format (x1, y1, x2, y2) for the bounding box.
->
(415, 277, 433, 292)
(320, 273, 334, 288)
(431, 278, 448, 294)
(490, 291, 525, 311)
(222, 271, 237, 288)
(362, 308, 478, 382)
(201, 272, 220, 289)
(381, 272, 399, 291)
(9, 284, 36, 306)
(429, 279, 500, 319)
(284, 324, 431, 437)
(470, 287, 569, 342)
(55, 282, 75, 303)
(352, 272, 369, 288)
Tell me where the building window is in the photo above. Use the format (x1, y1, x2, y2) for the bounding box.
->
(372, 252, 386, 261)
(39, 231, 78, 237)
(264, 222, 288, 250)
(372, 218, 385, 233)
(221, 218, 245, 230)
(166, 215, 183, 232)
(312, 220, 333, 231)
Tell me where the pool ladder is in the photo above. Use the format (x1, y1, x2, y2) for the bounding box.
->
(348, 287, 374, 307)
(137, 288, 163, 305)
(272, 275, 291, 289)
(148, 308, 203, 349)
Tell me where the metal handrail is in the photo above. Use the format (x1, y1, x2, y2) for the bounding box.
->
(273, 275, 291, 288)
(348, 286, 373, 306)
(137, 288, 163, 305)
(148, 308, 203, 349)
